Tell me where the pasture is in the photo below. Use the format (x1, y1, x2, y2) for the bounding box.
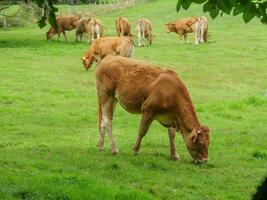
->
(0, 0, 267, 199)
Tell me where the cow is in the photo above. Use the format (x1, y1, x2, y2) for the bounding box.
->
(76, 18, 104, 43)
(88, 19, 104, 43)
(81, 37, 134, 70)
(46, 15, 81, 41)
(115, 17, 132, 37)
(95, 55, 210, 164)
(165, 16, 208, 44)
(136, 18, 153, 47)
(75, 16, 91, 42)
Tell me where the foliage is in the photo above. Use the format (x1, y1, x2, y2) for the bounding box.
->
(0, 0, 58, 28)
(177, 0, 267, 24)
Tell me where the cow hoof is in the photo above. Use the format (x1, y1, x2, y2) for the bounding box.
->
(98, 146, 104, 151)
(170, 154, 180, 160)
(111, 149, 119, 155)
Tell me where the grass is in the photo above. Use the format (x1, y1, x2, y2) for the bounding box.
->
(1, 0, 267, 199)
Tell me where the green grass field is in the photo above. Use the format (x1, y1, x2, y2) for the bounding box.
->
(1, 0, 267, 199)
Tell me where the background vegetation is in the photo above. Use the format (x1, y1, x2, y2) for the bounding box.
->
(1, 0, 267, 199)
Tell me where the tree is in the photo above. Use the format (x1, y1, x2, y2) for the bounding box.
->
(0, 0, 58, 28)
(177, 0, 267, 24)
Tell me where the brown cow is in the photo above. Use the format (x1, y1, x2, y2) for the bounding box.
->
(115, 17, 132, 37)
(75, 16, 91, 42)
(95, 55, 210, 164)
(136, 18, 153, 47)
(165, 16, 208, 44)
(81, 37, 134, 70)
(88, 19, 104, 43)
(76, 18, 103, 43)
(46, 15, 81, 41)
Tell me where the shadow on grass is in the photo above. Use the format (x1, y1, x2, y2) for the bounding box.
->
(0, 38, 86, 49)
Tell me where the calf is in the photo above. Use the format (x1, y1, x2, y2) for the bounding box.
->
(165, 16, 208, 44)
(115, 17, 132, 37)
(95, 55, 210, 164)
(81, 37, 134, 70)
(46, 15, 81, 41)
(136, 18, 153, 47)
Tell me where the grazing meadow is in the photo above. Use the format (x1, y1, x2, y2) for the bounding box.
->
(0, 0, 267, 199)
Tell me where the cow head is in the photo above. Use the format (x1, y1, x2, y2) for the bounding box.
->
(81, 56, 94, 70)
(147, 33, 153, 45)
(165, 23, 175, 33)
(46, 27, 55, 41)
(184, 125, 210, 164)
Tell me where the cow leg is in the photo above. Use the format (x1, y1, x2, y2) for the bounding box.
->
(97, 101, 106, 151)
(200, 23, 205, 43)
(184, 34, 188, 43)
(168, 128, 179, 160)
(102, 97, 119, 155)
(62, 30, 67, 42)
(179, 33, 183, 42)
(195, 29, 200, 45)
(141, 32, 145, 47)
(91, 33, 94, 43)
(133, 113, 153, 154)
(138, 31, 141, 47)
(75, 32, 78, 42)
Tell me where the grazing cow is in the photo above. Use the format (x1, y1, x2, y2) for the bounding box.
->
(46, 15, 81, 41)
(136, 18, 153, 47)
(75, 16, 91, 42)
(81, 37, 134, 70)
(95, 55, 210, 164)
(115, 17, 132, 37)
(165, 16, 208, 44)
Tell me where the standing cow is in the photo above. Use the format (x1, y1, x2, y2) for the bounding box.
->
(75, 16, 91, 42)
(95, 55, 210, 164)
(115, 17, 132, 37)
(46, 15, 81, 41)
(81, 37, 134, 70)
(88, 19, 104, 43)
(76, 18, 104, 43)
(136, 18, 153, 47)
(165, 16, 208, 44)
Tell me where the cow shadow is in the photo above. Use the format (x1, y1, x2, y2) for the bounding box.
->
(0, 38, 86, 49)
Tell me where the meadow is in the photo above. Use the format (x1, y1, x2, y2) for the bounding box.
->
(0, 0, 267, 199)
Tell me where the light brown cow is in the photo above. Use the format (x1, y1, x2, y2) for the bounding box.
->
(95, 55, 210, 164)
(165, 16, 208, 44)
(76, 18, 104, 43)
(136, 18, 153, 47)
(88, 19, 104, 43)
(75, 16, 91, 42)
(81, 37, 134, 70)
(46, 15, 81, 41)
(115, 17, 132, 37)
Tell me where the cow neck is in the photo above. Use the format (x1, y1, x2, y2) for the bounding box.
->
(177, 96, 200, 135)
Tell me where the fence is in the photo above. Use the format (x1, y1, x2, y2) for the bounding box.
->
(57, 0, 155, 17)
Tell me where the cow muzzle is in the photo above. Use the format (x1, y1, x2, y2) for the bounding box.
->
(194, 158, 208, 164)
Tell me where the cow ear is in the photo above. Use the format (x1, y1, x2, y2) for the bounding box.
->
(190, 129, 198, 143)
(191, 134, 198, 143)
